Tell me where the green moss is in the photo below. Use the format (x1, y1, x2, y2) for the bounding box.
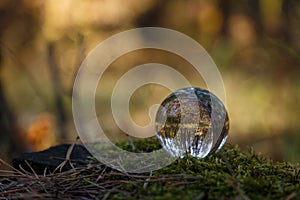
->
(99, 138, 300, 200)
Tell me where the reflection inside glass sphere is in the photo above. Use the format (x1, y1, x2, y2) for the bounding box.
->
(155, 87, 229, 158)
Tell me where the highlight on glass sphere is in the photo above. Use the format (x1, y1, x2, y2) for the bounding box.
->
(155, 87, 229, 158)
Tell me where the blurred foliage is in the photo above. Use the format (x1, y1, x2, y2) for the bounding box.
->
(0, 0, 299, 164)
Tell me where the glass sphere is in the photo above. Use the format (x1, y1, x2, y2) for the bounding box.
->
(155, 87, 229, 158)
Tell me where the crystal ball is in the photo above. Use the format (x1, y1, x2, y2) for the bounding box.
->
(155, 87, 229, 158)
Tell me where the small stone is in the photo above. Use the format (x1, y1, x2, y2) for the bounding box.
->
(12, 144, 92, 174)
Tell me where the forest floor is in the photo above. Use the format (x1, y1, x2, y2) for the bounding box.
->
(0, 138, 299, 200)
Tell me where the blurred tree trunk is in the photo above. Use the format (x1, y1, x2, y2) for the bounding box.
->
(282, 0, 300, 52)
(47, 42, 68, 140)
(0, 37, 11, 150)
(0, 37, 26, 157)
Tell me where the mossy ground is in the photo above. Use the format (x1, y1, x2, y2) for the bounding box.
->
(1, 138, 299, 199)
(112, 138, 300, 199)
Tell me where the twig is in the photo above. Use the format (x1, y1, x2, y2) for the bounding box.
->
(0, 159, 26, 176)
(285, 192, 296, 200)
(24, 160, 39, 180)
(53, 136, 79, 173)
(143, 171, 152, 189)
(126, 134, 135, 150)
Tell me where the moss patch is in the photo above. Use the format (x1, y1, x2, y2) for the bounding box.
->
(111, 138, 300, 199)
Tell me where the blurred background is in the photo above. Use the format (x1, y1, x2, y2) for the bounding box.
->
(0, 0, 299, 164)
